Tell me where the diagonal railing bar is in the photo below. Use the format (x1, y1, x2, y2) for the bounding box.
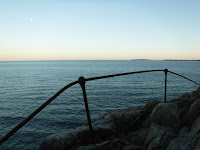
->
(0, 81, 79, 145)
(0, 69, 199, 146)
(168, 71, 200, 86)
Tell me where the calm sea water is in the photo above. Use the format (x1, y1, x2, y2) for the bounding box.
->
(0, 60, 199, 150)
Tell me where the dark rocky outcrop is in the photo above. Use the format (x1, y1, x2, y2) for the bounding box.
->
(40, 88, 200, 150)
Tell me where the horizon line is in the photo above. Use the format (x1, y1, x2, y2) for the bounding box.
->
(0, 59, 200, 62)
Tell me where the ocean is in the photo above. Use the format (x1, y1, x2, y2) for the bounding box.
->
(0, 60, 199, 150)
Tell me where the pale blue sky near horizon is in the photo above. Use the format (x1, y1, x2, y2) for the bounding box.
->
(0, 0, 200, 61)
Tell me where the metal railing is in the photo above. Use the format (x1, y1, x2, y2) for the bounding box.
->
(0, 69, 199, 145)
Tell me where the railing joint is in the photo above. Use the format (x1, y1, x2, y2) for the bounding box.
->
(78, 76, 86, 89)
(164, 69, 168, 74)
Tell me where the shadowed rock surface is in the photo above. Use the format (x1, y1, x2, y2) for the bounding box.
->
(40, 88, 200, 150)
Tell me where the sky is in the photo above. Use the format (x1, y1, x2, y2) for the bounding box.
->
(0, 0, 200, 61)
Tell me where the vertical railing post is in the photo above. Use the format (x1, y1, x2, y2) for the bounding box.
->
(78, 76, 94, 143)
(164, 69, 168, 103)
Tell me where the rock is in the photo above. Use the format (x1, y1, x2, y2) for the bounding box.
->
(108, 106, 144, 132)
(166, 114, 200, 150)
(40, 131, 77, 150)
(93, 105, 144, 135)
(128, 128, 148, 145)
(145, 123, 175, 150)
(191, 115, 200, 134)
(186, 98, 200, 126)
(165, 127, 196, 150)
(177, 92, 192, 101)
(194, 139, 200, 150)
(149, 102, 181, 128)
(191, 88, 200, 100)
(93, 112, 116, 130)
(123, 144, 146, 150)
(74, 139, 125, 150)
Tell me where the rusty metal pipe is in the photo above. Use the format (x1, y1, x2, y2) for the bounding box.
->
(164, 69, 168, 103)
(78, 76, 94, 144)
(0, 81, 78, 145)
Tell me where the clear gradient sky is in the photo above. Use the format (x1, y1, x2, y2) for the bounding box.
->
(0, 0, 200, 61)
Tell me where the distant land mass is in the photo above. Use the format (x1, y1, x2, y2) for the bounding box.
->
(163, 59, 200, 61)
(131, 59, 151, 61)
(131, 59, 200, 61)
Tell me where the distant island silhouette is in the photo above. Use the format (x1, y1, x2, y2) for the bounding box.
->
(131, 59, 151, 61)
(163, 59, 200, 61)
(131, 59, 200, 61)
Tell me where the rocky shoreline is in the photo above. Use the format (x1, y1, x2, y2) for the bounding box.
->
(40, 88, 200, 150)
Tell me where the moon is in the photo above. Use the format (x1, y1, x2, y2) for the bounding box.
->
(29, 18, 33, 22)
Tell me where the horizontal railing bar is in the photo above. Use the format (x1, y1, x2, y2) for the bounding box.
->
(86, 70, 165, 81)
(0, 81, 79, 145)
(168, 71, 200, 86)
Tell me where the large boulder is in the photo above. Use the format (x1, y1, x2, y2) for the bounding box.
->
(145, 123, 175, 150)
(165, 111, 200, 150)
(165, 127, 193, 150)
(40, 126, 91, 150)
(186, 98, 200, 126)
(149, 102, 181, 128)
(128, 128, 148, 145)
